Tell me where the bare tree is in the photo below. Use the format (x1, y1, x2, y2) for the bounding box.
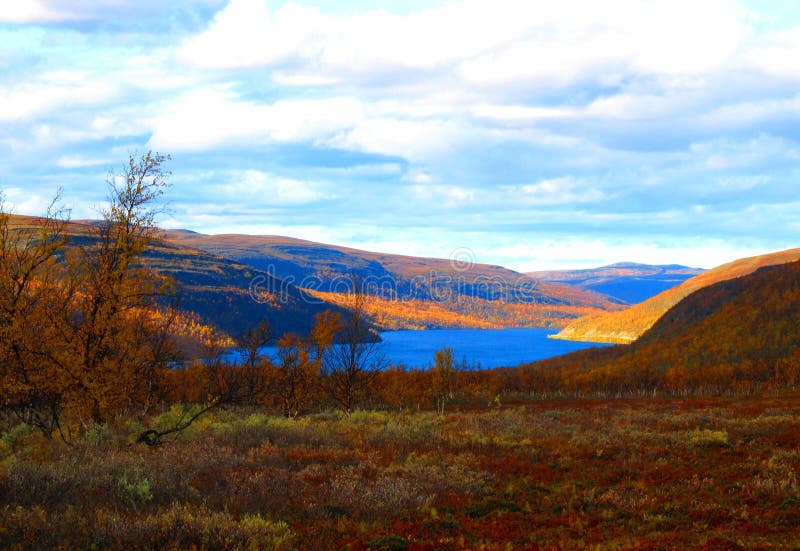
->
(321, 276, 385, 415)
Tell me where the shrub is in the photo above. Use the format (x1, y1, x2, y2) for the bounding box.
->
(687, 429, 730, 447)
(368, 534, 410, 551)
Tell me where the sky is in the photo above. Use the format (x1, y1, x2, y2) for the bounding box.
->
(1, 0, 799, 271)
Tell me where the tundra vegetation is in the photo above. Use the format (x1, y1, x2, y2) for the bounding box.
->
(2, 155, 800, 549)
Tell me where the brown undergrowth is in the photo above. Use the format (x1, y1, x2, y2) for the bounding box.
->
(2, 394, 800, 549)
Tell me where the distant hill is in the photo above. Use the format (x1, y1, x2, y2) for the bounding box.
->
(521, 259, 800, 394)
(163, 231, 625, 329)
(7, 215, 348, 342)
(529, 262, 703, 304)
(552, 249, 800, 344)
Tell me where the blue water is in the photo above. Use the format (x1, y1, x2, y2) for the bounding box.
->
(252, 328, 610, 370)
(380, 328, 604, 368)
(377, 327, 608, 369)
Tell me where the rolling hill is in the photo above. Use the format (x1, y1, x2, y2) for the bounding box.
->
(163, 231, 626, 329)
(529, 262, 703, 304)
(552, 248, 800, 344)
(6, 215, 348, 343)
(521, 258, 800, 394)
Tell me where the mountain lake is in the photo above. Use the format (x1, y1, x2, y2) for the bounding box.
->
(258, 327, 611, 370)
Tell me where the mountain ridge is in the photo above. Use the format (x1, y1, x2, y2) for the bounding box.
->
(162, 230, 627, 329)
(529, 262, 704, 304)
(5, 215, 350, 342)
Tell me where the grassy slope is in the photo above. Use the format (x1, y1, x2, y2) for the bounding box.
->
(553, 248, 800, 343)
(525, 259, 800, 393)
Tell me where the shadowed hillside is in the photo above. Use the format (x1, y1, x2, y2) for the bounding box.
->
(7, 215, 346, 341)
(164, 231, 625, 329)
(553, 249, 800, 343)
(522, 259, 800, 395)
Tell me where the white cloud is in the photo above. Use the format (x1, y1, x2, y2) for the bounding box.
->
(148, 88, 364, 151)
(56, 155, 111, 169)
(0, 0, 227, 23)
(410, 183, 477, 208)
(697, 96, 800, 129)
(332, 117, 464, 161)
(586, 92, 700, 120)
(747, 27, 800, 77)
(215, 170, 334, 205)
(471, 104, 576, 124)
(180, 0, 752, 87)
(686, 135, 799, 172)
(148, 86, 469, 161)
(715, 175, 769, 191)
(627, 0, 748, 75)
(1, 186, 58, 215)
(179, 0, 324, 69)
(0, 1, 66, 23)
(273, 177, 330, 204)
(0, 71, 117, 122)
(403, 170, 432, 184)
(512, 177, 606, 206)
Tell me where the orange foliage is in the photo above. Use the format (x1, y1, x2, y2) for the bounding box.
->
(307, 290, 608, 330)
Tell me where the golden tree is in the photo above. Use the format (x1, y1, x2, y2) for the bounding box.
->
(0, 196, 70, 435)
(58, 151, 178, 424)
(0, 152, 179, 435)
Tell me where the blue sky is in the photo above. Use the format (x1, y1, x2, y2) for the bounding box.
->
(1, 0, 799, 271)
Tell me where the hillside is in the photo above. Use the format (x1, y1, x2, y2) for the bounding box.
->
(7, 215, 347, 343)
(553, 248, 800, 343)
(164, 231, 625, 329)
(529, 262, 703, 304)
(522, 258, 800, 394)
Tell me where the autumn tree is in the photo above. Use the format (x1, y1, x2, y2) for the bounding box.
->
(0, 195, 71, 436)
(272, 311, 341, 417)
(51, 152, 178, 424)
(274, 334, 315, 417)
(321, 277, 385, 415)
(430, 346, 458, 415)
(202, 320, 273, 410)
(0, 152, 181, 438)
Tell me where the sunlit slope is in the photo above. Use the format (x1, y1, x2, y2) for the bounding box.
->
(553, 248, 800, 343)
(523, 259, 800, 394)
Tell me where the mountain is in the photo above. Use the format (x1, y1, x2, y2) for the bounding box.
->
(162, 231, 625, 329)
(521, 258, 800, 394)
(6, 215, 348, 342)
(552, 248, 800, 344)
(528, 262, 704, 304)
